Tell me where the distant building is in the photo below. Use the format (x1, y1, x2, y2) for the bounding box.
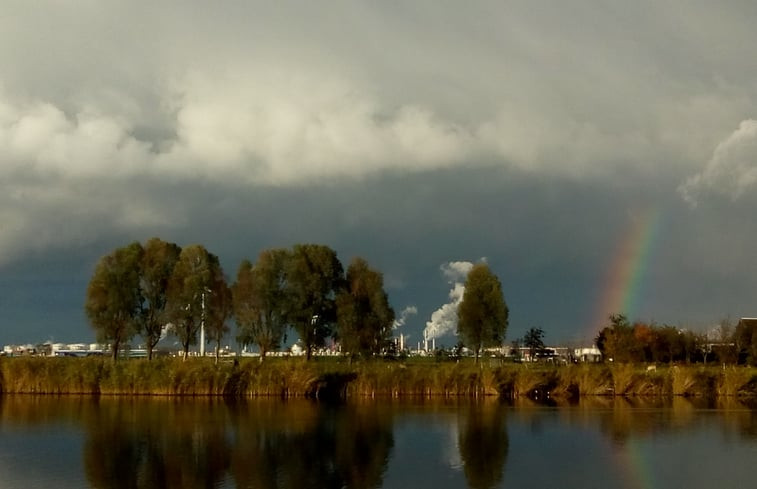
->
(574, 346, 602, 363)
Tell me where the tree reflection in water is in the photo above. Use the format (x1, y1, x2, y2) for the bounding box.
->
(4, 395, 757, 488)
(457, 401, 509, 489)
(83, 399, 232, 488)
(79, 398, 393, 489)
(227, 401, 394, 489)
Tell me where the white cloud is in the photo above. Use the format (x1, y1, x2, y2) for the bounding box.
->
(680, 119, 757, 206)
(158, 71, 476, 184)
(1, 0, 757, 272)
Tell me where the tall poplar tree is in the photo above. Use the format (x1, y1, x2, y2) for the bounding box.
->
(456, 263, 508, 363)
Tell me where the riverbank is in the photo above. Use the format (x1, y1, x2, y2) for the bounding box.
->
(1, 356, 756, 399)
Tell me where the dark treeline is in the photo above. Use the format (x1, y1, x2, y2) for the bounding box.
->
(596, 314, 757, 366)
(85, 238, 508, 364)
(86, 239, 395, 362)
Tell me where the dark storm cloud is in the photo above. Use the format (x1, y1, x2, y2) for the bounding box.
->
(2, 1, 757, 344)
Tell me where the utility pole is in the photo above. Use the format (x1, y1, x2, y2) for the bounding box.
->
(200, 291, 205, 357)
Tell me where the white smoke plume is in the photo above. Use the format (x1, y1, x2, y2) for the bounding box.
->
(423, 261, 475, 342)
(159, 323, 174, 341)
(393, 306, 418, 329)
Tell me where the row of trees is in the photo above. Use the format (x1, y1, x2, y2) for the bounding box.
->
(86, 240, 394, 362)
(85, 239, 230, 361)
(595, 314, 757, 365)
(86, 239, 510, 362)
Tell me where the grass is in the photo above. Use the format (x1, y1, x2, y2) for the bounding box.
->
(2, 357, 757, 399)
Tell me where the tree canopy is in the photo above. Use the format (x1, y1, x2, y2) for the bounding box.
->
(232, 249, 291, 360)
(138, 237, 181, 360)
(523, 327, 545, 359)
(85, 242, 144, 361)
(456, 263, 508, 362)
(335, 257, 394, 359)
(166, 244, 226, 360)
(286, 244, 344, 360)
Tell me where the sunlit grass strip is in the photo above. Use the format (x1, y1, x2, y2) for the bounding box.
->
(2, 357, 757, 398)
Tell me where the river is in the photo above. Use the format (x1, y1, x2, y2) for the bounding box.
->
(1, 396, 756, 488)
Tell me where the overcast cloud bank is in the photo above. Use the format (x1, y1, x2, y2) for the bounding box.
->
(2, 1, 757, 344)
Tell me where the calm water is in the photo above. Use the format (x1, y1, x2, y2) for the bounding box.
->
(1, 396, 757, 489)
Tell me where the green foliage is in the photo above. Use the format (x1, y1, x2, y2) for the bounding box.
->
(205, 274, 233, 364)
(596, 314, 637, 363)
(286, 244, 344, 360)
(457, 263, 508, 362)
(232, 249, 291, 360)
(734, 319, 757, 365)
(595, 314, 711, 365)
(85, 242, 144, 361)
(138, 238, 181, 360)
(523, 327, 545, 358)
(166, 245, 226, 360)
(335, 258, 395, 359)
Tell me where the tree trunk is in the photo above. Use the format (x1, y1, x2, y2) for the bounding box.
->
(147, 343, 154, 361)
(306, 344, 312, 361)
(111, 339, 120, 362)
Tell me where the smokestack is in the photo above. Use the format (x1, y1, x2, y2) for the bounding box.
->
(432, 337, 436, 350)
(400, 333, 404, 351)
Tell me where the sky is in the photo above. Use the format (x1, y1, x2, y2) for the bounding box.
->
(2, 1, 757, 348)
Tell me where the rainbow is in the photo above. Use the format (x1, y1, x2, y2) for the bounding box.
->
(592, 208, 662, 332)
(613, 438, 655, 489)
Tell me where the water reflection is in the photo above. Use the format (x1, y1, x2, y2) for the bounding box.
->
(2, 396, 757, 489)
(83, 399, 232, 488)
(226, 401, 394, 488)
(66, 398, 393, 489)
(457, 402, 508, 489)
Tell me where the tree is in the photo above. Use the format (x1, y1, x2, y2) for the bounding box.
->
(632, 322, 655, 363)
(137, 238, 181, 360)
(85, 242, 144, 361)
(335, 257, 395, 359)
(714, 317, 737, 364)
(286, 244, 344, 360)
(523, 327, 544, 360)
(166, 245, 224, 360)
(232, 249, 290, 361)
(456, 264, 508, 363)
(206, 273, 233, 364)
(734, 318, 757, 365)
(656, 325, 684, 364)
(595, 314, 641, 363)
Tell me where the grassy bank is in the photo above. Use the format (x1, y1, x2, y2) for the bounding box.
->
(1, 357, 757, 399)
